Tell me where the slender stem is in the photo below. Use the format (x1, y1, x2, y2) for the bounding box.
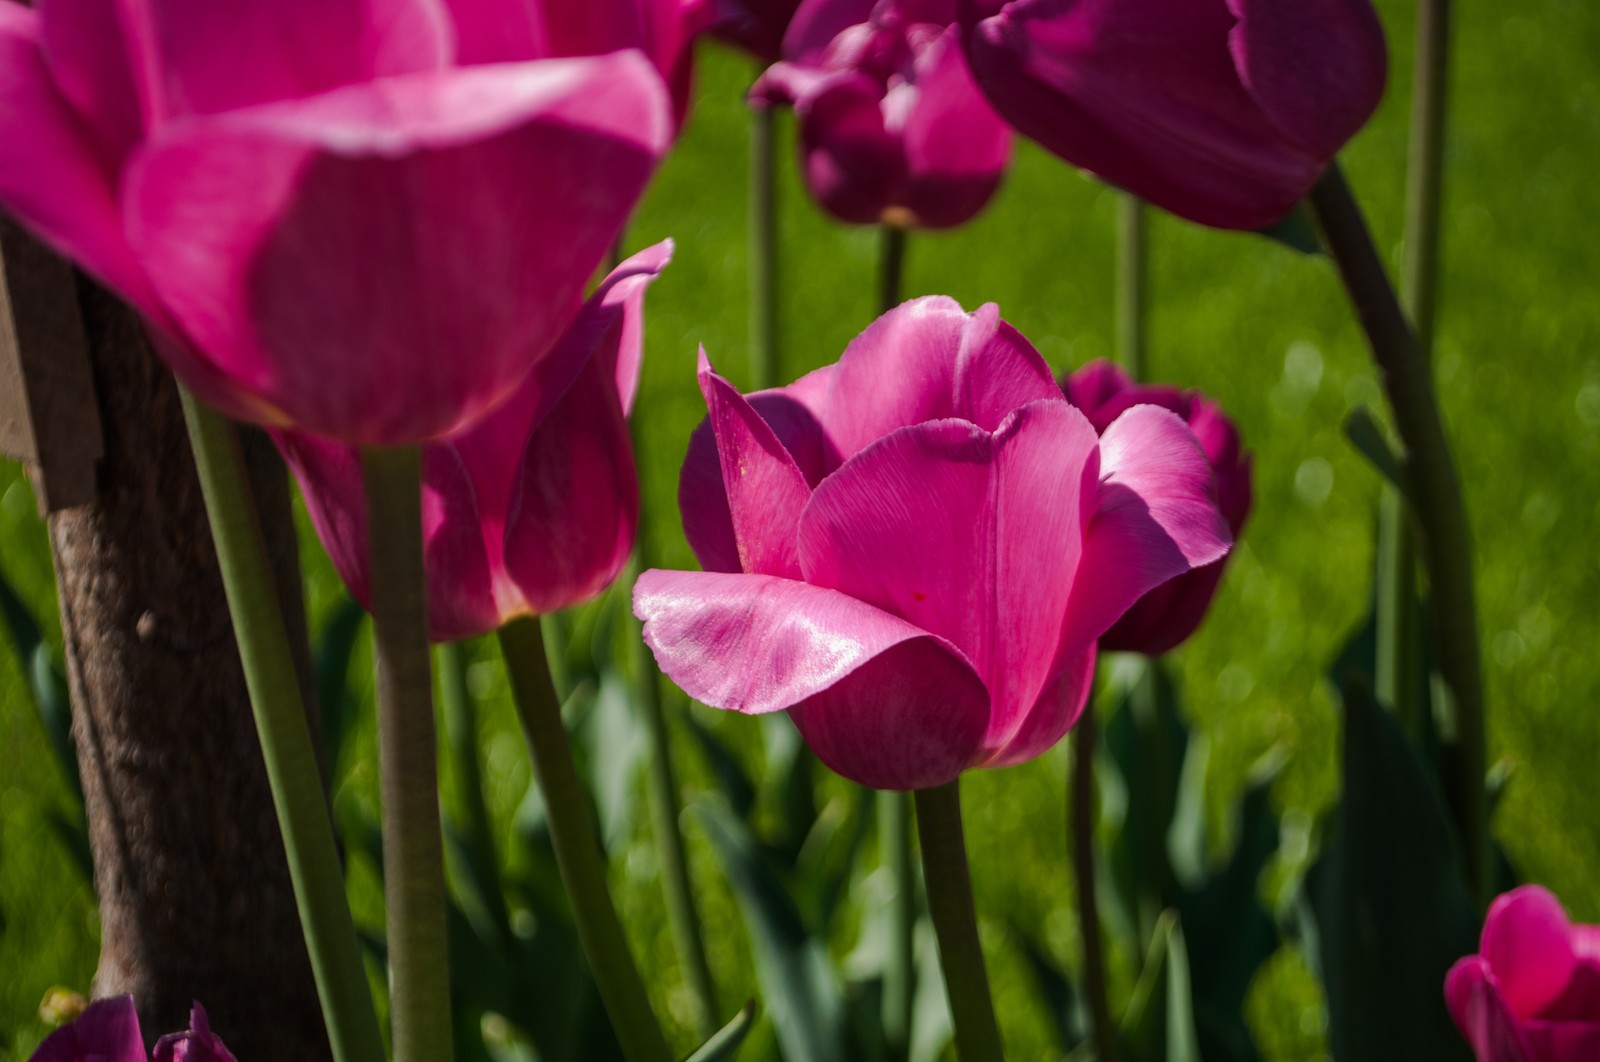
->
(439, 640, 512, 946)
(915, 780, 1004, 1061)
(178, 390, 385, 1062)
(1306, 164, 1487, 903)
(880, 224, 907, 315)
(628, 556, 720, 1036)
(879, 789, 915, 1061)
(749, 91, 779, 390)
(362, 445, 452, 1062)
(498, 616, 674, 1062)
(1116, 194, 1148, 380)
(1071, 707, 1120, 1062)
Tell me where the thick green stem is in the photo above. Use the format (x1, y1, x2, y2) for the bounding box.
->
(439, 640, 511, 946)
(750, 93, 779, 390)
(178, 390, 384, 1062)
(362, 445, 452, 1062)
(879, 789, 915, 1061)
(1116, 194, 1148, 380)
(498, 616, 674, 1062)
(1307, 165, 1487, 903)
(880, 224, 907, 315)
(915, 781, 1004, 1061)
(1070, 707, 1120, 1062)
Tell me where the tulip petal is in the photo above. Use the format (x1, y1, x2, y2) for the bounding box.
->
(983, 643, 1096, 768)
(1481, 885, 1579, 1021)
(124, 53, 670, 443)
(0, 7, 153, 310)
(821, 297, 1061, 462)
(37, 0, 144, 161)
(31, 995, 146, 1062)
(635, 568, 980, 715)
(1445, 957, 1538, 1062)
(899, 25, 1011, 229)
(1227, 0, 1388, 161)
(152, 1002, 240, 1062)
(793, 71, 905, 225)
(1060, 404, 1234, 657)
(780, 0, 875, 62)
(797, 400, 1098, 753)
(443, 0, 550, 64)
(122, 0, 451, 121)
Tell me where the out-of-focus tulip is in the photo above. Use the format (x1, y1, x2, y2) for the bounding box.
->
(0, 0, 673, 444)
(277, 242, 670, 643)
(752, 0, 1012, 228)
(708, 0, 805, 63)
(1446, 886, 1600, 1062)
(635, 297, 1231, 790)
(1062, 360, 1251, 654)
(961, 0, 1388, 230)
(32, 998, 235, 1062)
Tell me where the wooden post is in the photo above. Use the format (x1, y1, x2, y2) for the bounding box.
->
(0, 220, 331, 1057)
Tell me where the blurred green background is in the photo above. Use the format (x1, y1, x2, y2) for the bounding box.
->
(2, 0, 1597, 1056)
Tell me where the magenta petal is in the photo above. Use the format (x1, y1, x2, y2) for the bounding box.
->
(788, 635, 991, 790)
(443, 0, 550, 64)
(793, 71, 904, 225)
(0, 8, 153, 312)
(1446, 957, 1537, 1062)
(37, 0, 144, 162)
(1482, 886, 1579, 1021)
(151, 1003, 239, 1062)
(821, 297, 1061, 461)
(635, 568, 977, 712)
(31, 995, 146, 1062)
(124, 0, 450, 121)
(272, 431, 374, 609)
(124, 54, 670, 443)
(1227, 0, 1388, 161)
(898, 25, 1011, 229)
(798, 400, 1098, 753)
(1060, 404, 1233, 657)
(781, 0, 875, 62)
(983, 643, 1096, 768)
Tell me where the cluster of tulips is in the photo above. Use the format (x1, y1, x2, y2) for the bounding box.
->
(1, 0, 1589, 1059)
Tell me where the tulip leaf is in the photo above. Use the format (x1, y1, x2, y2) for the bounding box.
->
(313, 594, 366, 776)
(685, 708, 758, 821)
(0, 564, 81, 804)
(1121, 910, 1201, 1062)
(1255, 206, 1323, 256)
(1342, 407, 1416, 508)
(1009, 917, 1086, 1054)
(574, 672, 649, 852)
(1305, 642, 1477, 1061)
(685, 1000, 759, 1062)
(693, 798, 849, 1062)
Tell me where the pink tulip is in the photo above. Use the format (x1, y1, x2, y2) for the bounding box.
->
(752, 0, 1012, 228)
(275, 243, 669, 643)
(1446, 886, 1600, 1062)
(709, 0, 805, 63)
(635, 298, 1231, 790)
(961, 0, 1388, 230)
(0, 0, 672, 445)
(32, 998, 235, 1062)
(1061, 360, 1252, 655)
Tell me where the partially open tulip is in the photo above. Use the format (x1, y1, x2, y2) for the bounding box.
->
(709, 0, 805, 64)
(0, 0, 672, 444)
(1062, 360, 1252, 655)
(752, 0, 1012, 228)
(32, 998, 235, 1062)
(961, 0, 1388, 230)
(635, 298, 1231, 789)
(1446, 885, 1600, 1062)
(277, 242, 670, 643)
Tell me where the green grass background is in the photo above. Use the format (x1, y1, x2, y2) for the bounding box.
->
(2, 0, 1598, 1055)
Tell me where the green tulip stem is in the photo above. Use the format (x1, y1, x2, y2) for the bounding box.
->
(1117, 193, 1149, 380)
(1070, 703, 1120, 1062)
(750, 89, 780, 390)
(915, 780, 1005, 1061)
(497, 615, 675, 1062)
(1307, 164, 1488, 904)
(361, 444, 452, 1062)
(177, 389, 385, 1062)
(880, 223, 907, 315)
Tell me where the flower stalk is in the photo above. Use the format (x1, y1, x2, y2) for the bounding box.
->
(362, 444, 452, 1062)
(1071, 704, 1120, 1062)
(178, 389, 384, 1062)
(750, 85, 780, 390)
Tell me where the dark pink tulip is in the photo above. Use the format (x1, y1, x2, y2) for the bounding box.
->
(32, 998, 235, 1062)
(636, 298, 1231, 790)
(961, 0, 1389, 230)
(1062, 360, 1252, 655)
(0, 0, 672, 445)
(752, 0, 1012, 228)
(709, 0, 805, 63)
(277, 242, 670, 643)
(1446, 886, 1600, 1062)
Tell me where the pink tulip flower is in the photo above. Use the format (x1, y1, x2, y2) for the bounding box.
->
(276, 242, 670, 643)
(709, 0, 806, 63)
(1446, 886, 1600, 1062)
(0, 0, 673, 445)
(1062, 360, 1252, 655)
(635, 298, 1231, 790)
(33, 998, 235, 1062)
(752, 0, 1012, 228)
(961, 0, 1389, 230)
